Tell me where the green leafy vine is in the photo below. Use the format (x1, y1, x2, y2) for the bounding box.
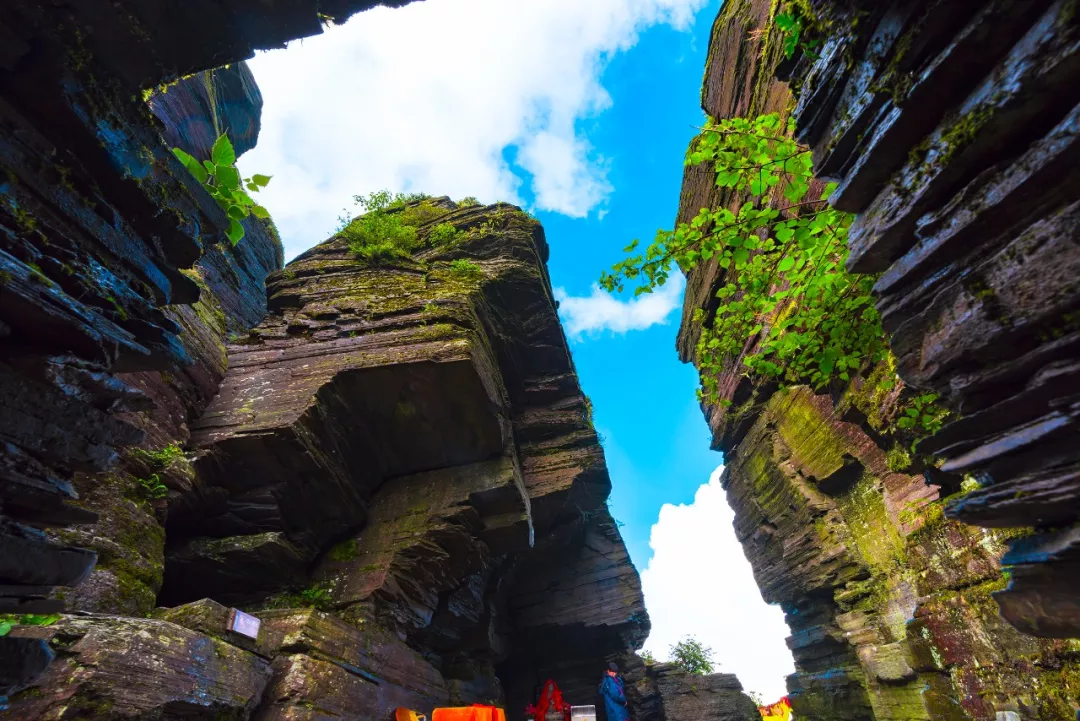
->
(173, 133, 271, 246)
(775, 4, 821, 60)
(601, 113, 886, 401)
(896, 392, 950, 437)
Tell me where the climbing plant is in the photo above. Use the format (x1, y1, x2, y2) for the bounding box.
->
(896, 391, 950, 437)
(775, 5, 821, 59)
(670, 636, 714, 675)
(173, 133, 271, 246)
(601, 113, 886, 401)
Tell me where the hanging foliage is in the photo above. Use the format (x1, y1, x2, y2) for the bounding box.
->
(173, 133, 271, 246)
(601, 113, 886, 401)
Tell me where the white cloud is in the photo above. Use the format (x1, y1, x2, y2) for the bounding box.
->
(236, 0, 709, 260)
(641, 464, 795, 704)
(555, 273, 684, 338)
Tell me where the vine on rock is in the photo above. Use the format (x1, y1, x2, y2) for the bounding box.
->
(601, 113, 886, 401)
(775, 5, 821, 60)
(173, 133, 271, 246)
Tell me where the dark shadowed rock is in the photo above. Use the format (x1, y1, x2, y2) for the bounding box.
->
(150, 63, 263, 161)
(0, 0, 384, 637)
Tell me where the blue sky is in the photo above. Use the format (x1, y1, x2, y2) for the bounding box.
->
(237, 0, 794, 701)
(519, 9, 722, 567)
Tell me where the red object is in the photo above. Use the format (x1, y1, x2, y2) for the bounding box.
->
(433, 706, 506, 721)
(758, 696, 792, 721)
(525, 679, 570, 721)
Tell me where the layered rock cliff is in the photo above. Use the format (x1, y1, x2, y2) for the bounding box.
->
(4, 188, 660, 718)
(0, 0, 413, 669)
(677, 0, 1080, 719)
(0, 3, 767, 717)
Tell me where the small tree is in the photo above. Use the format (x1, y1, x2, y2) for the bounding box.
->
(670, 636, 714, 675)
(637, 649, 656, 666)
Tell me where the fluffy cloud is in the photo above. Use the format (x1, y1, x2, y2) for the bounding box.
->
(236, 0, 709, 260)
(641, 465, 795, 703)
(555, 273, 684, 338)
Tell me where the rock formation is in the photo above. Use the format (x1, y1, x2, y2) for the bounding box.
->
(3, 189, 680, 719)
(0, 3, 766, 717)
(0, 0, 408, 662)
(677, 0, 1080, 719)
(624, 660, 761, 721)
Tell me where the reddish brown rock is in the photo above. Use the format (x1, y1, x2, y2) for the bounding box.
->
(130, 199, 647, 716)
(774, 0, 1080, 640)
(675, 0, 1080, 716)
(0, 0, 392, 643)
(255, 608, 450, 719)
(3, 615, 272, 719)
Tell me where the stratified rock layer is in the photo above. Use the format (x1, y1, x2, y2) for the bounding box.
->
(781, 0, 1080, 642)
(3, 200, 657, 718)
(41, 63, 283, 620)
(0, 0, 392, 662)
(676, 0, 1080, 719)
(93, 198, 648, 719)
(628, 663, 760, 721)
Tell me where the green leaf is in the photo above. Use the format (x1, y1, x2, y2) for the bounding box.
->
(225, 218, 244, 246)
(777, 256, 795, 272)
(251, 205, 271, 220)
(733, 248, 749, 265)
(251, 173, 272, 187)
(775, 13, 798, 31)
(172, 148, 208, 184)
(227, 205, 247, 220)
(217, 165, 241, 191)
(211, 133, 236, 167)
(203, 160, 217, 175)
(0, 620, 12, 637)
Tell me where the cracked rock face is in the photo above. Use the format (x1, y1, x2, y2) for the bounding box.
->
(21, 198, 647, 719)
(0, 0, 403, 649)
(675, 0, 1080, 719)
(6, 202, 656, 719)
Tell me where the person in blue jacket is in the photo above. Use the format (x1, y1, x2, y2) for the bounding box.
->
(598, 662, 629, 721)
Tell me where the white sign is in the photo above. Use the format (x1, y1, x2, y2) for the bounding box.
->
(996, 712, 1021, 721)
(227, 608, 261, 640)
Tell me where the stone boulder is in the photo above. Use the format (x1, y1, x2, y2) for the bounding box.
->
(623, 659, 759, 721)
(3, 615, 272, 719)
(255, 608, 450, 720)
